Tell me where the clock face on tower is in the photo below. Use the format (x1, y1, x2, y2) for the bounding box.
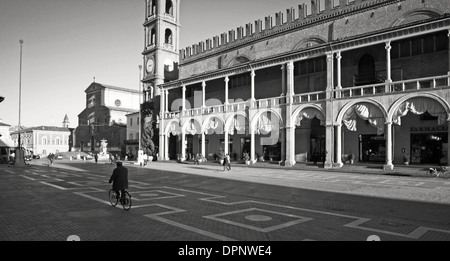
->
(146, 58, 154, 74)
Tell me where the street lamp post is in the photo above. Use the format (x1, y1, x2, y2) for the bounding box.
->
(138, 65, 143, 166)
(15, 39, 25, 166)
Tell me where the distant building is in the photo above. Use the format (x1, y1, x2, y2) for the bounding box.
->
(10, 125, 70, 156)
(0, 121, 14, 163)
(73, 82, 140, 157)
(125, 112, 140, 160)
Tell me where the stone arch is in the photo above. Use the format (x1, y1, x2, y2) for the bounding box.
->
(293, 36, 327, 50)
(164, 119, 181, 136)
(337, 99, 388, 135)
(227, 55, 251, 67)
(391, 9, 443, 27)
(337, 99, 388, 124)
(225, 111, 248, 135)
(352, 48, 383, 66)
(250, 109, 283, 134)
(291, 104, 326, 127)
(181, 118, 203, 135)
(387, 93, 450, 124)
(202, 114, 226, 134)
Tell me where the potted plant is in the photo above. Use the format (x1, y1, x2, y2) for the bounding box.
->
(403, 154, 410, 165)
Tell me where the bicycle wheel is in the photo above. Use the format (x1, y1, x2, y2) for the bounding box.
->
(121, 191, 132, 211)
(109, 189, 118, 207)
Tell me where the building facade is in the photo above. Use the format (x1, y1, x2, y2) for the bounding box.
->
(0, 122, 14, 163)
(74, 82, 140, 156)
(125, 111, 140, 160)
(144, 0, 450, 169)
(10, 126, 71, 156)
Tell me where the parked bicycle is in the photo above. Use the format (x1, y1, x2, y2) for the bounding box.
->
(108, 184, 132, 211)
(427, 166, 448, 177)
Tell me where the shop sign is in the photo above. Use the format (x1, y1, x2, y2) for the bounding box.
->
(410, 126, 448, 132)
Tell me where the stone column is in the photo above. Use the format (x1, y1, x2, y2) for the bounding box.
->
(182, 85, 186, 113)
(285, 126, 296, 167)
(224, 76, 229, 105)
(336, 52, 342, 98)
(181, 131, 186, 161)
(285, 61, 295, 166)
(281, 64, 286, 96)
(287, 61, 295, 98)
(324, 124, 334, 169)
(201, 132, 206, 157)
(202, 81, 206, 108)
(383, 121, 394, 171)
(326, 52, 334, 98)
(224, 130, 229, 155)
(251, 70, 256, 102)
(324, 53, 335, 169)
(165, 89, 169, 113)
(447, 30, 450, 84)
(385, 41, 392, 93)
(447, 121, 450, 166)
(159, 89, 165, 161)
(164, 134, 169, 161)
(250, 130, 256, 164)
(335, 124, 343, 167)
(280, 64, 287, 163)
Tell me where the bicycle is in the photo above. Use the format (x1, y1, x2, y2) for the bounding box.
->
(108, 185, 132, 211)
(427, 166, 448, 178)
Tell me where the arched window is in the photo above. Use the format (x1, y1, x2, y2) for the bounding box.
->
(42, 137, 48, 145)
(146, 0, 151, 16)
(151, 28, 156, 45)
(151, 0, 156, 15)
(165, 0, 173, 16)
(356, 54, 376, 86)
(165, 29, 173, 45)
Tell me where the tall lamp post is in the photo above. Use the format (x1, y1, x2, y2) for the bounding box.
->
(138, 65, 143, 166)
(15, 39, 26, 166)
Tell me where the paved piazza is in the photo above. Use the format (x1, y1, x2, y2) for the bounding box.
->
(1, 160, 450, 241)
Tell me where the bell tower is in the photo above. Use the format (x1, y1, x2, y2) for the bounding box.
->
(142, 0, 180, 100)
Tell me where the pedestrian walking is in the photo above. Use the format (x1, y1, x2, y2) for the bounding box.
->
(47, 153, 54, 166)
(194, 153, 200, 165)
(94, 153, 98, 163)
(223, 154, 231, 171)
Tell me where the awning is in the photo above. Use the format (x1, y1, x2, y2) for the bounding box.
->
(393, 97, 447, 126)
(343, 103, 385, 135)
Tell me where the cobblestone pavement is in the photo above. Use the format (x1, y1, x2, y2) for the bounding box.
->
(0, 159, 449, 243)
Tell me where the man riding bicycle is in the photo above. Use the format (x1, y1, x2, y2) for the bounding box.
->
(108, 161, 129, 204)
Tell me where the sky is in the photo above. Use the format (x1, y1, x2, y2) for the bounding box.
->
(0, 0, 307, 128)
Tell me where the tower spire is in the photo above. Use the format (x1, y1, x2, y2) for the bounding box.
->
(63, 114, 70, 128)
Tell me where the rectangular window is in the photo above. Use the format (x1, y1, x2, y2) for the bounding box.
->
(130, 118, 133, 126)
(332, 0, 340, 8)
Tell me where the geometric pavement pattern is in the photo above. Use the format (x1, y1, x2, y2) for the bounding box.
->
(1, 163, 450, 241)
